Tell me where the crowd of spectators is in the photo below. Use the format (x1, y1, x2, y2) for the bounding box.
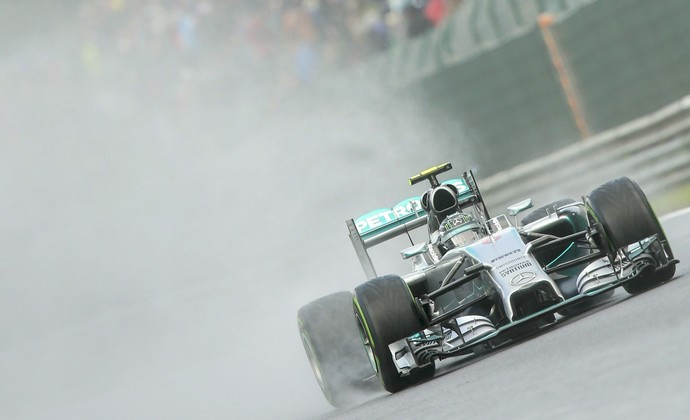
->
(1, 0, 465, 120)
(75, 1, 464, 92)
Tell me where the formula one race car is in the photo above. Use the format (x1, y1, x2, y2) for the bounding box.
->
(297, 163, 678, 406)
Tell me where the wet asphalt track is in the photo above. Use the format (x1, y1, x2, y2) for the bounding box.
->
(323, 208, 690, 420)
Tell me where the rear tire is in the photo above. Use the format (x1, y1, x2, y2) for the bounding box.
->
(298, 291, 378, 407)
(586, 177, 675, 294)
(353, 275, 435, 393)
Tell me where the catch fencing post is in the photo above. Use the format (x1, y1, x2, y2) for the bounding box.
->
(539, 13, 591, 140)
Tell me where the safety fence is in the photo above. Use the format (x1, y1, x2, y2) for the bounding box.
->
(333, 0, 690, 178)
(480, 94, 690, 216)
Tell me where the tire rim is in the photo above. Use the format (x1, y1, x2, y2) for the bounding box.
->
(300, 331, 327, 392)
(355, 312, 377, 373)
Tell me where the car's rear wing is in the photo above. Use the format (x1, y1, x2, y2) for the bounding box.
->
(347, 169, 489, 280)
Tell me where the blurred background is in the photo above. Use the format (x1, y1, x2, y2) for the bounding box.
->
(1, 0, 689, 419)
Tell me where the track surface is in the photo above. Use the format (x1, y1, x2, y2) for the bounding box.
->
(323, 208, 690, 419)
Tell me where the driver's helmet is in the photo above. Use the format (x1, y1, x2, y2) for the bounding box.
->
(439, 212, 484, 250)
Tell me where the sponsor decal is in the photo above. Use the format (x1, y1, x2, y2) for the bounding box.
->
(499, 259, 534, 277)
(354, 178, 472, 236)
(355, 198, 423, 235)
(442, 212, 473, 231)
(445, 178, 470, 195)
(490, 249, 521, 264)
(511, 271, 536, 286)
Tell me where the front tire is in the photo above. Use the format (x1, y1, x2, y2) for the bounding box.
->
(298, 291, 378, 407)
(586, 177, 675, 294)
(353, 275, 435, 393)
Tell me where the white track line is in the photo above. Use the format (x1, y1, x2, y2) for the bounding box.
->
(661, 206, 690, 222)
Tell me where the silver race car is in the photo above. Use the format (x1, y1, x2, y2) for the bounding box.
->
(298, 163, 678, 406)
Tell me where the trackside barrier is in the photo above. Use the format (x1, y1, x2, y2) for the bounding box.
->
(328, 0, 690, 177)
(481, 94, 690, 216)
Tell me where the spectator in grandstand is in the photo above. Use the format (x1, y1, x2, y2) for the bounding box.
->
(403, 3, 433, 38)
(282, 5, 319, 84)
(70, 0, 469, 96)
(424, 0, 447, 26)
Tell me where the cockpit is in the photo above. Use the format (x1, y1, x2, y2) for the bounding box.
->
(439, 212, 485, 250)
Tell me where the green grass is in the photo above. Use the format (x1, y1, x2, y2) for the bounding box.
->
(650, 182, 690, 216)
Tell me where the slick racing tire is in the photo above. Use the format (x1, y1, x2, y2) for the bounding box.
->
(298, 291, 378, 407)
(586, 177, 675, 294)
(353, 275, 435, 393)
(520, 198, 576, 225)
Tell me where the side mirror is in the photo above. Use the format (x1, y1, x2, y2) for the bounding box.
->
(401, 243, 429, 260)
(507, 199, 533, 216)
